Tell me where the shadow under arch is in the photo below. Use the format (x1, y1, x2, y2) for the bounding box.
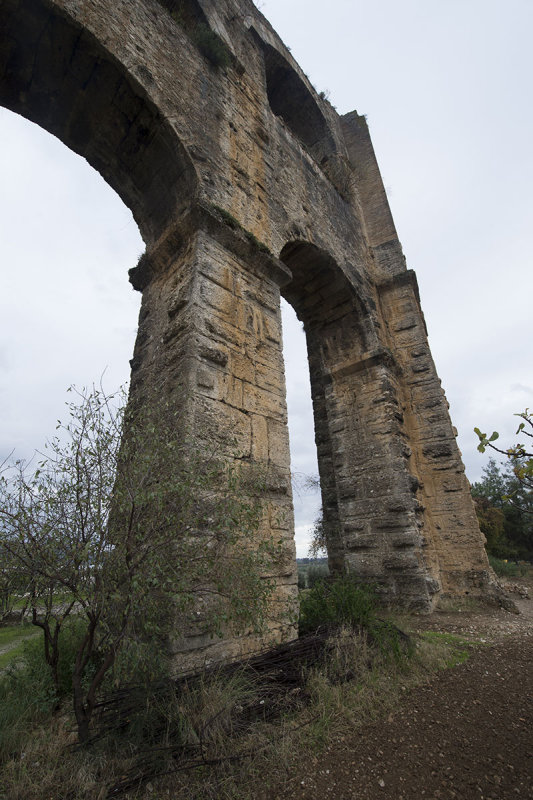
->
(0, 0, 198, 246)
(279, 240, 375, 573)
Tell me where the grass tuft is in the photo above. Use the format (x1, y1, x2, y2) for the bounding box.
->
(211, 205, 273, 255)
(418, 631, 473, 668)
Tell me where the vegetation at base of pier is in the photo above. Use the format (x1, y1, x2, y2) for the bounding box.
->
(0, 567, 474, 800)
(299, 577, 412, 666)
(0, 385, 277, 744)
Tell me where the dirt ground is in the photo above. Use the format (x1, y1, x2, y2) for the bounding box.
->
(281, 579, 533, 800)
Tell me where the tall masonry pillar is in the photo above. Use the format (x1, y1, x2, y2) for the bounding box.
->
(340, 111, 494, 605)
(128, 206, 298, 668)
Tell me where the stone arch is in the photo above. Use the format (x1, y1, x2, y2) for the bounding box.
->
(0, 0, 198, 245)
(280, 241, 374, 351)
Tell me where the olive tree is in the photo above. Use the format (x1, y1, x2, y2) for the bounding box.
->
(0, 386, 277, 742)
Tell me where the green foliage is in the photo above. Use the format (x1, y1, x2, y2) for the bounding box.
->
(297, 561, 329, 590)
(307, 562, 329, 589)
(212, 204, 240, 229)
(471, 457, 533, 561)
(0, 616, 462, 798)
(164, 1, 232, 69)
(474, 427, 500, 452)
(308, 506, 327, 558)
(418, 631, 471, 668)
(170, 9, 185, 27)
(475, 409, 533, 480)
(244, 229, 272, 254)
(487, 555, 529, 578)
(0, 546, 30, 621)
(474, 410, 533, 549)
(192, 23, 231, 68)
(297, 566, 307, 590)
(0, 622, 89, 758)
(0, 624, 39, 670)
(0, 643, 54, 758)
(211, 205, 273, 255)
(0, 386, 275, 742)
(299, 576, 376, 634)
(299, 577, 409, 663)
(307, 563, 329, 588)
(473, 495, 506, 556)
(0, 624, 33, 649)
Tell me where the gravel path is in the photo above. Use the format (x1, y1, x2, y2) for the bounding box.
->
(281, 583, 533, 800)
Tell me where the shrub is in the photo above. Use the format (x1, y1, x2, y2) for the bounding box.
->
(299, 576, 376, 635)
(0, 625, 82, 758)
(0, 386, 275, 743)
(488, 555, 529, 578)
(299, 576, 410, 664)
(191, 24, 231, 69)
(307, 562, 329, 589)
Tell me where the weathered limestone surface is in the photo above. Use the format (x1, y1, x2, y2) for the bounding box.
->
(0, 0, 497, 661)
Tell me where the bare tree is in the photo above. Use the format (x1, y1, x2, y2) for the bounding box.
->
(0, 386, 277, 742)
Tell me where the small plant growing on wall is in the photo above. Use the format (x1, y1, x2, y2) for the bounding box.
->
(161, 0, 232, 69)
(192, 24, 232, 68)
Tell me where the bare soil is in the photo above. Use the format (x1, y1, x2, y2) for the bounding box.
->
(280, 580, 533, 800)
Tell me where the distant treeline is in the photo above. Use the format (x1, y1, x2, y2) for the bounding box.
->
(297, 559, 329, 590)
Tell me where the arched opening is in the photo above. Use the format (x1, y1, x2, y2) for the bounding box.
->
(0, 108, 143, 463)
(251, 32, 336, 164)
(280, 241, 372, 574)
(0, 0, 198, 246)
(280, 298, 321, 558)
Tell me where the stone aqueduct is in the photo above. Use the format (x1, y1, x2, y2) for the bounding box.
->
(1, 0, 495, 661)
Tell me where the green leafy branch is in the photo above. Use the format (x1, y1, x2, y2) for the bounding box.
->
(475, 409, 533, 510)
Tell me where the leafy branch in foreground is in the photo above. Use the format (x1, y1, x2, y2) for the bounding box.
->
(475, 408, 533, 509)
(0, 386, 276, 742)
(471, 457, 533, 561)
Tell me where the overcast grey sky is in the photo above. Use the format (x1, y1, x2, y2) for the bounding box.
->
(1, 0, 532, 556)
